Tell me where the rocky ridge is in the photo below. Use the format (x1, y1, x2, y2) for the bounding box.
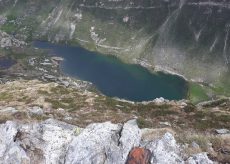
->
(0, 118, 214, 164)
(0, 31, 26, 48)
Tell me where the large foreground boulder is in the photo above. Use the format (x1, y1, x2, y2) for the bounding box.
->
(0, 119, 213, 164)
(65, 119, 141, 164)
(0, 119, 76, 163)
(145, 132, 184, 163)
(187, 153, 213, 164)
(0, 121, 29, 163)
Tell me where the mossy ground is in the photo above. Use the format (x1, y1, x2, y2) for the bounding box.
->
(0, 80, 229, 132)
(188, 77, 230, 104)
(188, 82, 209, 104)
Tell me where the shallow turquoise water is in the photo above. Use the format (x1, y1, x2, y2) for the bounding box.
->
(34, 41, 188, 101)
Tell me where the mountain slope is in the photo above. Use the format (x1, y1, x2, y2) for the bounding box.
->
(0, 0, 230, 92)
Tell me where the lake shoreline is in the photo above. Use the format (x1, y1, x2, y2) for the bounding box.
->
(33, 41, 188, 102)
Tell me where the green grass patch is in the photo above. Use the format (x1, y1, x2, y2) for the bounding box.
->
(136, 105, 178, 118)
(6, 14, 17, 21)
(212, 75, 230, 97)
(192, 110, 230, 130)
(0, 92, 13, 101)
(188, 82, 209, 104)
(0, 23, 18, 34)
(183, 103, 196, 113)
(50, 86, 70, 95)
(137, 117, 152, 129)
(45, 98, 68, 109)
(182, 135, 209, 151)
(38, 90, 49, 95)
(18, 96, 32, 104)
(9, 52, 29, 60)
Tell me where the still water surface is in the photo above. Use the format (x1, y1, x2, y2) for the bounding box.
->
(34, 41, 188, 101)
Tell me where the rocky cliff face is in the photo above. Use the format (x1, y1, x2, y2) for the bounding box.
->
(0, 0, 230, 85)
(0, 119, 214, 164)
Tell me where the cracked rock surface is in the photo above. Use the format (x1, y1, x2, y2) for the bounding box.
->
(0, 119, 214, 164)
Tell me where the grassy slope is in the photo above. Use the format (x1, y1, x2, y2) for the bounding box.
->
(188, 83, 209, 104)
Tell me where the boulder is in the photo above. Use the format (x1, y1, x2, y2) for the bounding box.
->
(65, 121, 122, 164)
(65, 119, 141, 164)
(118, 119, 142, 162)
(191, 141, 200, 149)
(0, 37, 12, 48)
(19, 119, 76, 164)
(0, 31, 26, 48)
(215, 129, 230, 134)
(0, 121, 30, 163)
(145, 132, 184, 164)
(0, 16, 7, 25)
(159, 122, 171, 127)
(154, 97, 165, 104)
(0, 119, 76, 164)
(28, 106, 44, 116)
(0, 107, 18, 114)
(187, 153, 213, 164)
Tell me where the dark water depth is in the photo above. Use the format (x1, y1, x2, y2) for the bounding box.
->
(0, 57, 15, 69)
(34, 41, 188, 101)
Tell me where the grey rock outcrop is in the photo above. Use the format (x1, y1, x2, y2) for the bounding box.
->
(187, 153, 213, 164)
(0, 119, 76, 164)
(0, 31, 26, 48)
(28, 106, 44, 116)
(0, 107, 18, 114)
(145, 132, 184, 164)
(65, 119, 141, 164)
(0, 121, 30, 163)
(0, 16, 7, 25)
(66, 121, 121, 164)
(0, 119, 214, 164)
(215, 129, 230, 134)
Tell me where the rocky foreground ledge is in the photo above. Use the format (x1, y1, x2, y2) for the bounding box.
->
(0, 119, 213, 164)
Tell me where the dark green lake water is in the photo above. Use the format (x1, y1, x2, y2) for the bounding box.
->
(34, 41, 188, 101)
